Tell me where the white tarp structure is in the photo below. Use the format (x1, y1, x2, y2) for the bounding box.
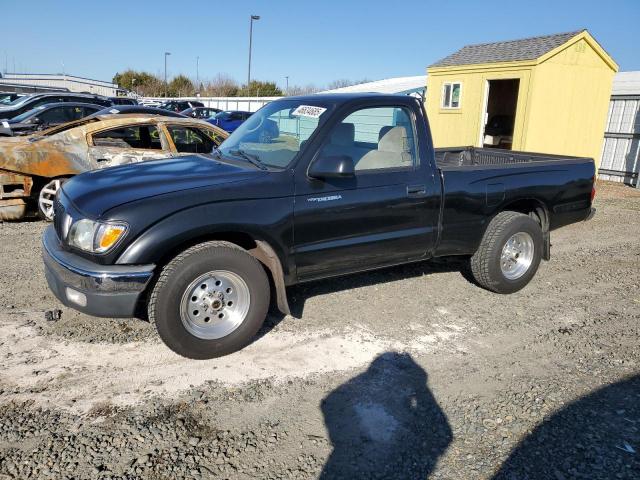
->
(320, 75, 427, 97)
(599, 71, 640, 187)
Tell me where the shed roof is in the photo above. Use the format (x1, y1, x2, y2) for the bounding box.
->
(429, 30, 584, 68)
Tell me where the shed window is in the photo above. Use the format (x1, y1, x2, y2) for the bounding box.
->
(442, 82, 462, 109)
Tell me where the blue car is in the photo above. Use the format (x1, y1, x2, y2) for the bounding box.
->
(207, 110, 253, 133)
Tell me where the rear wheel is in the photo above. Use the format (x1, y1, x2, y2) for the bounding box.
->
(469, 211, 543, 293)
(148, 241, 270, 359)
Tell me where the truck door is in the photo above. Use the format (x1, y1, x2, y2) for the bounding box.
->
(293, 104, 440, 281)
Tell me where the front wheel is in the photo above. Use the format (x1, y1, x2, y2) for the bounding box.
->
(148, 241, 270, 359)
(37, 178, 67, 221)
(469, 211, 543, 293)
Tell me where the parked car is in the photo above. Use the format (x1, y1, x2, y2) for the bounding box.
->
(160, 100, 204, 112)
(207, 110, 253, 132)
(41, 94, 596, 359)
(92, 105, 188, 118)
(181, 106, 222, 119)
(0, 93, 112, 120)
(0, 102, 103, 136)
(139, 99, 163, 108)
(0, 115, 227, 221)
(109, 97, 139, 106)
(0, 92, 26, 105)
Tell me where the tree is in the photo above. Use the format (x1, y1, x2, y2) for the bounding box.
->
(286, 84, 322, 96)
(326, 78, 373, 90)
(112, 69, 165, 96)
(202, 74, 239, 97)
(168, 75, 195, 97)
(113, 70, 157, 92)
(237, 80, 283, 97)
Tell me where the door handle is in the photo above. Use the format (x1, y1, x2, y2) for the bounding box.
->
(407, 185, 427, 197)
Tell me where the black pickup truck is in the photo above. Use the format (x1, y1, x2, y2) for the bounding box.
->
(42, 93, 596, 359)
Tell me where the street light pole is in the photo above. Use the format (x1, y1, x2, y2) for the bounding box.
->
(196, 56, 200, 94)
(247, 15, 260, 89)
(164, 51, 171, 97)
(285, 76, 289, 95)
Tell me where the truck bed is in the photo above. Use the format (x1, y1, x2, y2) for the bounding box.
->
(435, 147, 590, 169)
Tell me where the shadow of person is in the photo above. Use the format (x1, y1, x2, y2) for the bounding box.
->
(320, 352, 452, 479)
(493, 374, 640, 480)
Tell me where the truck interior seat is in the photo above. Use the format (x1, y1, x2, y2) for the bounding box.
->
(355, 126, 413, 170)
(322, 123, 368, 163)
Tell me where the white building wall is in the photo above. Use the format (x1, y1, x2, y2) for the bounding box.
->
(0, 73, 119, 96)
(143, 96, 280, 112)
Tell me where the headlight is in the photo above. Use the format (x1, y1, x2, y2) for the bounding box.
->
(67, 219, 127, 253)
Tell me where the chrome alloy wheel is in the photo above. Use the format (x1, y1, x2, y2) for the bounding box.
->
(38, 179, 62, 221)
(180, 271, 251, 340)
(500, 232, 535, 280)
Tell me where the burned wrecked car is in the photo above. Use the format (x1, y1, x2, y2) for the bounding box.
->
(0, 115, 228, 221)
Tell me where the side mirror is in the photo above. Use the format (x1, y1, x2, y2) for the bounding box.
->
(308, 154, 355, 179)
(31, 117, 42, 125)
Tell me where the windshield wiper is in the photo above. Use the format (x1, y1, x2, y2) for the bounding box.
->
(229, 148, 268, 171)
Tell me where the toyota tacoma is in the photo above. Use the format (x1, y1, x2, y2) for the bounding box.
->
(42, 94, 596, 359)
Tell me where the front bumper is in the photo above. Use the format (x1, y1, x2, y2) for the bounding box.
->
(42, 225, 155, 318)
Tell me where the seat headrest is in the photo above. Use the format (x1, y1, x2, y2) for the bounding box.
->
(330, 122, 354, 146)
(378, 126, 409, 153)
(378, 125, 393, 141)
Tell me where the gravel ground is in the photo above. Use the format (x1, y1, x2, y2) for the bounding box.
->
(0, 181, 638, 479)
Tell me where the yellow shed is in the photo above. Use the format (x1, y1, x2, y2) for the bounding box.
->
(425, 30, 618, 168)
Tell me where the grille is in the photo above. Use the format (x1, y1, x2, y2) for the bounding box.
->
(53, 198, 65, 239)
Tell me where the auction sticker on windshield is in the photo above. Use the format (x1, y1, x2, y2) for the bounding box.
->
(292, 105, 326, 118)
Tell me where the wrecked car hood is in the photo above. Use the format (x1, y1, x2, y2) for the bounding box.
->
(0, 133, 88, 177)
(61, 154, 268, 217)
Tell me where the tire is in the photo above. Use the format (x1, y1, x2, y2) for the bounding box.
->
(37, 178, 67, 221)
(148, 241, 270, 359)
(469, 211, 543, 294)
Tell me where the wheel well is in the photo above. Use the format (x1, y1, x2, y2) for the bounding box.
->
(499, 199, 550, 260)
(152, 231, 290, 316)
(500, 199, 548, 229)
(155, 232, 258, 269)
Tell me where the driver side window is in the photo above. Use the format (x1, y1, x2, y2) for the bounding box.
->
(319, 106, 417, 172)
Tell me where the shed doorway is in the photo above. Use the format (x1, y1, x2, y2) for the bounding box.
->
(481, 79, 520, 149)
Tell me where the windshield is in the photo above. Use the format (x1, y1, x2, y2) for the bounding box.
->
(218, 100, 329, 169)
(6, 95, 32, 107)
(11, 105, 47, 123)
(0, 95, 18, 105)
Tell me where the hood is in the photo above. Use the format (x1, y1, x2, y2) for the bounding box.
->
(61, 154, 267, 217)
(0, 135, 85, 177)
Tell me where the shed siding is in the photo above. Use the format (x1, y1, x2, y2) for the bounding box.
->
(523, 38, 615, 167)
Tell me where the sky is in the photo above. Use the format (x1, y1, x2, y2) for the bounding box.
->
(2, 0, 638, 90)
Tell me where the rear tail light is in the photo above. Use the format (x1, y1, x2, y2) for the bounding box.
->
(591, 176, 596, 202)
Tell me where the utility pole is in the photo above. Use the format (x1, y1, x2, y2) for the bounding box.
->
(196, 56, 200, 94)
(285, 76, 289, 95)
(164, 51, 171, 97)
(247, 15, 260, 89)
